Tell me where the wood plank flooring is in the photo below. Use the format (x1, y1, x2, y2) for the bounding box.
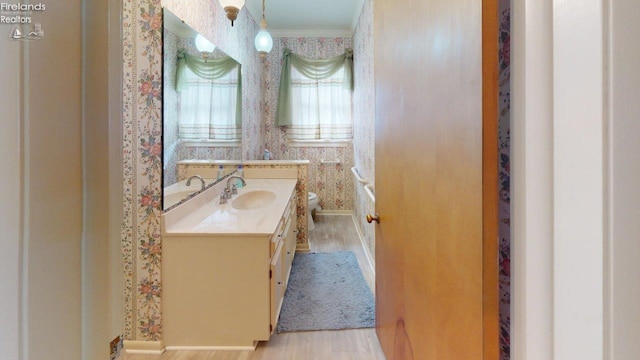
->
(124, 214, 384, 360)
(310, 214, 375, 292)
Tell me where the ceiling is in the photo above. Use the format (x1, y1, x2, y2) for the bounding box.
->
(244, 0, 365, 37)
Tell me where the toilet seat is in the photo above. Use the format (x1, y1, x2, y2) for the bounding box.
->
(308, 192, 319, 231)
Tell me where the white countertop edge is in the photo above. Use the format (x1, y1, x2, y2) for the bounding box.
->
(162, 232, 275, 238)
(177, 160, 310, 165)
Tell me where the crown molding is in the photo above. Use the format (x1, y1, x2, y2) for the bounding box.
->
(270, 29, 353, 38)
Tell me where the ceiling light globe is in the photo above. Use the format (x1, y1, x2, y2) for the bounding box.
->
(195, 34, 216, 53)
(254, 29, 273, 58)
(219, 0, 244, 9)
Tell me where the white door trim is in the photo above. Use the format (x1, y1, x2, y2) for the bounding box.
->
(512, 1, 555, 358)
(513, 0, 608, 359)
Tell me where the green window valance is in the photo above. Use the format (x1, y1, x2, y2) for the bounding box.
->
(176, 50, 242, 126)
(275, 48, 354, 127)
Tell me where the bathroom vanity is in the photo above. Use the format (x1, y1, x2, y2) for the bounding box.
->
(161, 178, 298, 349)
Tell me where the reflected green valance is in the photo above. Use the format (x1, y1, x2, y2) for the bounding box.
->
(176, 50, 242, 126)
(275, 48, 354, 127)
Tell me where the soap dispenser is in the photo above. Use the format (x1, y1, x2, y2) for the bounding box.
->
(216, 164, 225, 180)
(236, 164, 244, 188)
(263, 149, 271, 160)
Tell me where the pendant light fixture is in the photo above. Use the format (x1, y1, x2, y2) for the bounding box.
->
(254, 0, 273, 58)
(219, 0, 245, 26)
(195, 34, 216, 59)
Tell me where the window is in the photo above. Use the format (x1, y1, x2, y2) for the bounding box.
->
(276, 49, 354, 142)
(287, 65, 353, 141)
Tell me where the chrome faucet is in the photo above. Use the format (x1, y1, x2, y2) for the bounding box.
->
(186, 175, 205, 191)
(226, 175, 246, 195)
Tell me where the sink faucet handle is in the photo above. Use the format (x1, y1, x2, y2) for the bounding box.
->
(231, 184, 238, 195)
(220, 189, 230, 204)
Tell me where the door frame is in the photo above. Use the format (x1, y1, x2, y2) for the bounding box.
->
(372, 0, 501, 357)
(512, 1, 608, 359)
(482, 0, 500, 358)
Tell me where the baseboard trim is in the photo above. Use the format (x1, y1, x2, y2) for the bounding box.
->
(351, 213, 375, 276)
(296, 243, 311, 252)
(165, 344, 258, 351)
(123, 340, 165, 355)
(316, 210, 353, 215)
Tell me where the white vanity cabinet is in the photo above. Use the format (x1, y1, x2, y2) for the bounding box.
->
(270, 194, 297, 332)
(162, 181, 298, 349)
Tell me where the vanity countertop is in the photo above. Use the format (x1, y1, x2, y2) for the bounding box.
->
(163, 177, 216, 210)
(176, 159, 310, 165)
(161, 178, 297, 237)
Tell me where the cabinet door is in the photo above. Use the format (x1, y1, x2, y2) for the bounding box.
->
(270, 240, 285, 333)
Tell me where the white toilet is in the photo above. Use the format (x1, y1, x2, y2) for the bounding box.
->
(308, 192, 320, 230)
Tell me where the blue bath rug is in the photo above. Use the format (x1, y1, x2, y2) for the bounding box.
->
(276, 251, 376, 333)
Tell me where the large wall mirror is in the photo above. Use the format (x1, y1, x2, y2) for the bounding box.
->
(163, 8, 242, 210)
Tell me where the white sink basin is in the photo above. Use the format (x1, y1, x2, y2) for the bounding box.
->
(232, 190, 277, 210)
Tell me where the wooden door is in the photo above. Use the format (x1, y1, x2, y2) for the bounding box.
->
(373, 0, 499, 359)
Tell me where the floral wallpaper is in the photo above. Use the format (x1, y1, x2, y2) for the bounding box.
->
(123, 0, 261, 342)
(263, 36, 355, 211)
(122, 0, 163, 341)
(352, 0, 375, 260)
(498, 0, 511, 358)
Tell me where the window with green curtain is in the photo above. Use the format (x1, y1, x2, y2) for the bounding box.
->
(176, 50, 242, 141)
(276, 48, 354, 141)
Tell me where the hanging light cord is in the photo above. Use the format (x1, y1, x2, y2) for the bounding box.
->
(261, 0, 267, 29)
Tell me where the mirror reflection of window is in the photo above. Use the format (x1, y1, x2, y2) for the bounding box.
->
(178, 64, 241, 141)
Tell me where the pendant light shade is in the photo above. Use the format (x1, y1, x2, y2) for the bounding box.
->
(254, 0, 272, 58)
(219, 0, 245, 26)
(195, 34, 216, 54)
(255, 29, 273, 57)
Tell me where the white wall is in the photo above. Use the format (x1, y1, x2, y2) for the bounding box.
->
(82, 0, 124, 358)
(25, 1, 84, 358)
(2, 1, 126, 358)
(608, 0, 640, 358)
(0, 1, 84, 359)
(108, 0, 125, 350)
(0, 25, 23, 360)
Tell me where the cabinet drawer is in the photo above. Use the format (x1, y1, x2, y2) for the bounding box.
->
(270, 193, 296, 257)
(270, 211, 285, 254)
